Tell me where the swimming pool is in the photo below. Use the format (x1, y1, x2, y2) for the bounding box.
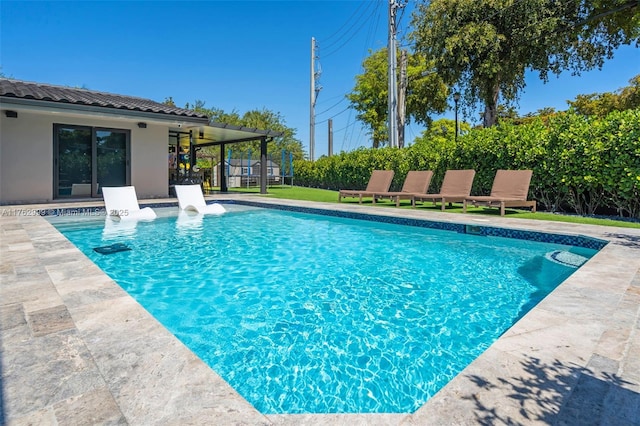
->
(48, 204, 601, 414)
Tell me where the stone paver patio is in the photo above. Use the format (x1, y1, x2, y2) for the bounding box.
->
(1, 195, 639, 425)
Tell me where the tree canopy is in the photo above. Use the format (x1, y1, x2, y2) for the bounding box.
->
(410, 0, 640, 127)
(568, 74, 640, 116)
(413, 118, 472, 145)
(347, 48, 448, 148)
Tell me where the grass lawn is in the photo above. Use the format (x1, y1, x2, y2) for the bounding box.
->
(217, 185, 640, 229)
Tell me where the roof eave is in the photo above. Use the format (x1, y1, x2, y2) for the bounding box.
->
(0, 96, 210, 125)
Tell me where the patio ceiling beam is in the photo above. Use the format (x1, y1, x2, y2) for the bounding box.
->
(192, 135, 268, 147)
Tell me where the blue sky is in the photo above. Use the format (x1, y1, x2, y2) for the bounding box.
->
(1, 0, 638, 159)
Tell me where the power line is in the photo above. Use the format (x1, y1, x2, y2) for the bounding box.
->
(316, 105, 352, 125)
(349, 123, 368, 151)
(396, 0, 411, 42)
(316, 92, 345, 106)
(321, 2, 381, 58)
(316, 1, 405, 153)
(318, 1, 370, 46)
(316, 0, 383, 115)
(347, 109, 364, 150)
(312, 0, 385, 155)
(341, 108, 358, 152)
(316, 96, 348, 116)
(362, 0, 385, 53)
(333, 119, 360, 133)
(340, 0, 384, 151)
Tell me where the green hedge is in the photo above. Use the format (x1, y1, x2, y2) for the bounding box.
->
(294, 109, 640, 218)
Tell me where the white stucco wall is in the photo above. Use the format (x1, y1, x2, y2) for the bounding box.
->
(0, 110, 172, 204)
(130, 124, 170, 199)
(0, 111, 53, 203)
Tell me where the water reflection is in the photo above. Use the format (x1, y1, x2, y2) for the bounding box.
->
(176, 210, 204, 233)
(102, 216, 138, 239)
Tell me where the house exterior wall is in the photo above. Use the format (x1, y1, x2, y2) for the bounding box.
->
(0, 111, 53, 203)
(0, 109, 171, 204)
(130, 124, 169, 199)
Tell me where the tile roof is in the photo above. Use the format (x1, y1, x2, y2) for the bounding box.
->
(0, 78, 208, 120)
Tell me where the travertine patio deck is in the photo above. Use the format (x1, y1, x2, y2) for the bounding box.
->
(1, 195, 639, 425)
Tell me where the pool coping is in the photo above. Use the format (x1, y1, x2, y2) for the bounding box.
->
(1, 195, 639, 425)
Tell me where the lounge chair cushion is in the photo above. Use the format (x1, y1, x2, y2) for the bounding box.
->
(463, 170, 536, 215)
(412, 169, 476, 210)
(371, 171, 433, 207)
(485, 169, 533, 200)
(339, 170, 395, 203)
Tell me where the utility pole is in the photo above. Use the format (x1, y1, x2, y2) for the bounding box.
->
(310, 37, 321, 161)
(387, 0, 399, 148)
(454, 92, 461, 142)
(328, 118, 333, 157)
(387, 0, 405, 148)
(397, 49, 408, 149)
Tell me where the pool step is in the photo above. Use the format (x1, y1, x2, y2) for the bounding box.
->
(544, 250, 588, 268)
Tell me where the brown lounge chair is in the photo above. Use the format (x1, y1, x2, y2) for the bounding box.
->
(463, 169, 537, 216)
(412, 169, 476, 210)
(371, 170, 433, 207)
(338, 170, 395, 204)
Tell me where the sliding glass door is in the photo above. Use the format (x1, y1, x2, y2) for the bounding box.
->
(96, 129, 128, 194)
(55, 125, 92, 198)
(54, 124, 130, 198)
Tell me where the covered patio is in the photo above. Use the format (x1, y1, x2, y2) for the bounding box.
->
(170, 123, 284, 194)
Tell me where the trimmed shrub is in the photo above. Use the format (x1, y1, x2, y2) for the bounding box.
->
(294, 109, 640, 218)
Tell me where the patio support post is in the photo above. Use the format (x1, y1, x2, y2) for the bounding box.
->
(260, 137, 268, 194)
(188, 130, 194, 181)
(220, 143, 227, 192)
(175, 140, 180, 179)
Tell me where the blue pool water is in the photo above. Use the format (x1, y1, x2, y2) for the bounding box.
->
(49, 205, 598, 414)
